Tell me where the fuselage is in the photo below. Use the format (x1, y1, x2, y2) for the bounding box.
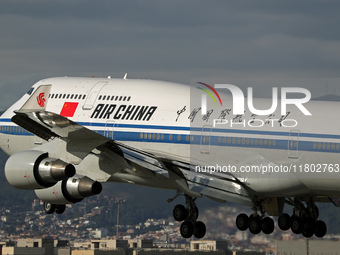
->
(1, 77, 340, 198)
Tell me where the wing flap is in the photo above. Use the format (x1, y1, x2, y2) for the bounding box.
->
(111, 142, 252, 205)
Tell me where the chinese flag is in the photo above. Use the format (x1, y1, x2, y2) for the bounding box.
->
(60, 102, 79, 117)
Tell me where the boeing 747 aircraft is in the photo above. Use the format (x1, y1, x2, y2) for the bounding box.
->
(0, 76, 339, 238)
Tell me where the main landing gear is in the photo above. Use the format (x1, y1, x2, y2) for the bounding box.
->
(236, 197, 327, 238)
(172, 194, 206, 238)
(277, 198, 327, 238)
(235, 199, 275, 235)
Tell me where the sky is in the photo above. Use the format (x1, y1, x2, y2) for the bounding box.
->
(0, 0, 340, 110)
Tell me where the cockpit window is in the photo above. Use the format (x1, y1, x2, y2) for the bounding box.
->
(27, 88, 34, 95)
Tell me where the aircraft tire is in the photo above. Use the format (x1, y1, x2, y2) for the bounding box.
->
(173, 204, 187, 221)
(55, 204, 66, 214)
(278, 213, 291, 231)
(302, 218, 315, 238)
(194, 221, 206, 238)
(44, 203, 56, 214)
(248, 216, 261, 234)
(261, 217, 274, 234)
(315, 220, 327, 238)
(236, 213, 249, 231)
(180, 221, 194, 238)
(291, 216, 303, 234)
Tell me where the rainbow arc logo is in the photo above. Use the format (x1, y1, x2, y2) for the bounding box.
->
(197, 82, 223, 106)
(197, 82, 223, 115)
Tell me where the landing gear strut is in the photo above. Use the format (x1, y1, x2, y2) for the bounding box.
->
(172, 194, 206, 238)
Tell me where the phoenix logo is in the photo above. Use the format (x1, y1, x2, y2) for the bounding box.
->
(36, 92, 46, 108)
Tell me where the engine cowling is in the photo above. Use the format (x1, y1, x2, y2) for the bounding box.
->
(35, 175, 102, 204)
(5, 150, 76, 190)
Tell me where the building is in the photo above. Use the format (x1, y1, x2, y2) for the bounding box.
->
(190, 240, 229, 253)
(277, 240, 340, 255)
(1, 238, 70, 255)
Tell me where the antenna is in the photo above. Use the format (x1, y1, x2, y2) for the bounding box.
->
(123, 73, 128, 80)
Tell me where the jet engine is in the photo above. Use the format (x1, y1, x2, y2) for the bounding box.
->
(35, 175, 102, 204)
(5, 150, 75, 190)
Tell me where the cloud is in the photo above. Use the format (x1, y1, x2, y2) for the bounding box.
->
(0, 0, 340, 109)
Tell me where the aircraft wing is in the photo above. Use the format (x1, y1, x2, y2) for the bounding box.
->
(11, 108, 252, 206)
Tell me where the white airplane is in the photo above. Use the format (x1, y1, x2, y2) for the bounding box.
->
(0, 76, 338, 239)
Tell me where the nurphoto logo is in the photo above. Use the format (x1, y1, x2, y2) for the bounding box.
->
(200, 83, 312, 128)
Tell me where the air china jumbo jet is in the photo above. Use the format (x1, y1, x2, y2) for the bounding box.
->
(0, 76, 339, 239)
